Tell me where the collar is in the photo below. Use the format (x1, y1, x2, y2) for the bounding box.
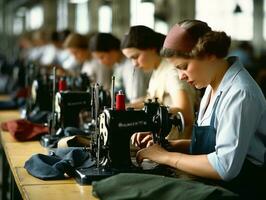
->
(215, 56, 244, 95)
(198, 56, 244, 123)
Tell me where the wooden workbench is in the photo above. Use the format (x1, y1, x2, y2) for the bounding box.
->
(0, 105, 97, 200)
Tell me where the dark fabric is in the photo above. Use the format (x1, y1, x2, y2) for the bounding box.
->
(214, 159, 266, 200)
(24, 147, 94, 180)
(64, 127, 87, 136)
(0, 98, 25, 110)
(1, 119, 48, 141)
(190, 92, 222, 154)
(92, 173, 239, 200)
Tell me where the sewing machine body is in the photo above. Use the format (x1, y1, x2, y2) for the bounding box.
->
(73, 100, 184, 184)
(55, 91, 91, 128)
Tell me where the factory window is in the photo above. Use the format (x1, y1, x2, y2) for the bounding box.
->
(57, 0, 68, 31)
(98, 4, 112, 32)
(76, 2, 89, 34)
(13, 17, 24, 35)
(154, 20, 168, 35)
(196, 0, 253, 40)
(263, 1, 266, 40)
(13, 7, 27, 35)
(26, 5, 44, 30)
(130, 0, 155, 29)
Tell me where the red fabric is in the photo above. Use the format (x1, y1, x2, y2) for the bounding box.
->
(1, 119, 48, 141)
(15, 87, 30, 98)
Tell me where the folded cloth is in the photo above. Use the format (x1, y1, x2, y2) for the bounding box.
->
(92, 173, 239, 200)
(24, 147, 95, 180)
(1, 119, 48, 141)
(57, 135, 91, 148)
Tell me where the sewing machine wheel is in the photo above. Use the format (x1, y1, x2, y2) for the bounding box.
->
(157, 106, 172, 138)
(54, 92, 61, 121)
(96, 112, 109, 165)
(175, 112, 185, 133)
(99, 112, 108, 146)
(31, 80, 38, 104)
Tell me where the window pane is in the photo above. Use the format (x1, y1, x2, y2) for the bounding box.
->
(155, 20, 168, 34)
(26, 5, 44, 30)
(130, 0, 155, 29)
(196, 0, 253, 40)
(98, 5, 112, 33)
(263, 0, 266, 40)
(13, 17, 23, 35)
(76, 3, 89, 34)
(57, 0, 68, 31)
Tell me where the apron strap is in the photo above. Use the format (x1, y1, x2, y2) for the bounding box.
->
(210, 91, 222, 126)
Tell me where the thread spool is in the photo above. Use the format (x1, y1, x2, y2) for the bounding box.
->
(58, 77, 67, 91)
(115, 90, 125, 110)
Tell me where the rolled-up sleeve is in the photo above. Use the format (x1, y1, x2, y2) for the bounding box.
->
(207, 89, 260, 181)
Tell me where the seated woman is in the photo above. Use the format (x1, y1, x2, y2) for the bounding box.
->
(134, 19, 266, 199)
(63, 33, 112, 90)
(121, 25, 197, 139)
(89, 33, 150, 103)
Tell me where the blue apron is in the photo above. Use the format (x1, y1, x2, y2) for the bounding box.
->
(189, 92, 266, 198)
(190, 92, 222, 155)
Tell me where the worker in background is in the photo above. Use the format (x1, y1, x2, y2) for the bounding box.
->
(134, 19, 266, 199)
(63, 32, 112, 90)
(89, 33, 151, 103)
(121, 25, 197, 139)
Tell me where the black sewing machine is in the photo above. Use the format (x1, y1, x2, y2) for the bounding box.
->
(55, 91, 91, 128)
(40, 90, 91, 147)
(73, 99, 184, 184)
(40, 84, 111, 148)
(31, 75, 53, 112)
(29, 73, 91, 113)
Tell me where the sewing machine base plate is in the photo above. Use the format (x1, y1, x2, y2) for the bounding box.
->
(73, 164, 172, 185)
(40, 134, 61, 148)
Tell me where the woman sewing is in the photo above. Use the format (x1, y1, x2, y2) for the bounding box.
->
(134, 19, 266, 199)
(121, 25, 197, 139)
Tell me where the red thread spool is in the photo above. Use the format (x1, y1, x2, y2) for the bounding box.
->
(58, 77, 67, 91)
(116, 90, 125, 110)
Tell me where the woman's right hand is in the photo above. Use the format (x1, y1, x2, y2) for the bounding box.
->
(131, 132, 153, 148)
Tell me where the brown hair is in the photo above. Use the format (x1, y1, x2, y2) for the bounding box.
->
(89, 33, 120, 52)
(121, 25, 166, 54)
(161, 19, 231, 59)
(63, 33, 88, 49)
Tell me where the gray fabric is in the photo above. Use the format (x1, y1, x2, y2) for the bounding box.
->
(92, 173, 239, 200)
(24, 147, 94, 180)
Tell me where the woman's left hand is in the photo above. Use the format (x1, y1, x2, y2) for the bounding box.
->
(136, 144, 168, 165)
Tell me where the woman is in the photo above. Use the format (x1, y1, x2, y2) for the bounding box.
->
(135, 20, 266, 199)
(63, 32, 112, 90)
(89, 33, 150, 103)
(121, 25, 196, 139)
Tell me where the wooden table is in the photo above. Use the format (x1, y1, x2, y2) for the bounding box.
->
(0, 107, 98, 200)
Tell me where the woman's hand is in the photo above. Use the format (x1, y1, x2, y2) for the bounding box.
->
(131, 132, 154, 148)
(136, 144, 168, 165)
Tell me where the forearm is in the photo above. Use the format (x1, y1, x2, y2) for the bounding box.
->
(164, 153, 221, 180)
(167, 139, 191, 153)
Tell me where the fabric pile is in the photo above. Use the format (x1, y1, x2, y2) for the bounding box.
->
(1, 119, 48, 141)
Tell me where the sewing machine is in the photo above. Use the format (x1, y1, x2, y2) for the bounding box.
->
(40, 84, 111, 148)
(54, 91, 91, 128)
(73, 99, 184, 184)
(30, 73, 91, 112)
(31, 74, 53, 112)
